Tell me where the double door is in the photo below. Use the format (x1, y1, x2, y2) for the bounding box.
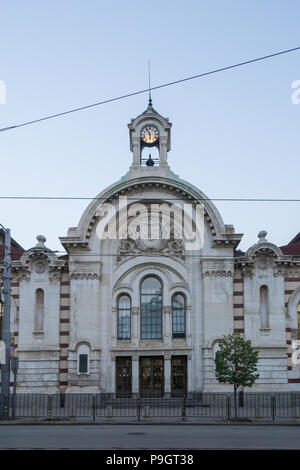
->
(140, 356, 164, 397)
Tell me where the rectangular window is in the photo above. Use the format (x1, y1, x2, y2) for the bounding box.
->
(172, 294, 186, 338)
(79, 354, 88, 374)
(141, 278, 162, 339)
(118, 295, 131, 339)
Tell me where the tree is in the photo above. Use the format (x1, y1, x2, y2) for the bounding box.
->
(214, 332, 259, 418)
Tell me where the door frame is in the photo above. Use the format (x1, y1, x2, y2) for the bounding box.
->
(116, 356, 132, 398)
(171, 355, 187, 397)
(139, 356, 164, 397)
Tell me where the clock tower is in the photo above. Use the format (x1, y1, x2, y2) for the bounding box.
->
(128, 101, 172, 178)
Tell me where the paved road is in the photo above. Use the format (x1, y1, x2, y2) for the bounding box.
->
(0, 424, 300, 449)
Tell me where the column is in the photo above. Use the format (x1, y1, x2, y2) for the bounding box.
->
(163, 306, 172, 346)
(164, 355, 171, 397)
(132, 138, 140, 167)
(111, 308, 117, 347)
(132, 356, 139, 397)
(111, 356, 116, 394)
(186, 305, 192, 347)
(159, 137, 168, 166)
(187, 354, 193, 393)
(131, 307, 139, 347)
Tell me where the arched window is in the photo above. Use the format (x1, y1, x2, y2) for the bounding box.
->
(172, 293, 186, 338)
(35, 288, 44, 331)
(77, 343, 90, 374)
(141, 276, 162, 339)
(259, 285, 269, 328)
(117, 294, 131, 340)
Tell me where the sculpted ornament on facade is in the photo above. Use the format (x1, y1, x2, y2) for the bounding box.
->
(14, 269, 30, 281)
(117, 237, 185, 261)
(34, 260, 48, 274)
(204, 270, 233, 278)
(241, 267, 253, 279)
(256, 256, 269, 270)
(69, 272, 100, 280)
(49, 269, 62, 281)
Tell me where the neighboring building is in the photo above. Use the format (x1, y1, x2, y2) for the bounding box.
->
(0, 229, 24, 342)
(3, 103, 300, 395)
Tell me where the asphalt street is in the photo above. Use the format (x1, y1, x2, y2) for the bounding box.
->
(0, 424, 300, 449)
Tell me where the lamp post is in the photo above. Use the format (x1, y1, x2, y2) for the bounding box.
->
(0, 227, 11, 419)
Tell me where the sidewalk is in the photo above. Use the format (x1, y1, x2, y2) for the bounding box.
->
(1, 417, 300, 425)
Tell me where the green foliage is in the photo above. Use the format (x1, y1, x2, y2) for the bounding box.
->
(215, 332, 259, 390)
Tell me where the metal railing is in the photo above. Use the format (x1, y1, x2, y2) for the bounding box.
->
(1, 392, 300, 421)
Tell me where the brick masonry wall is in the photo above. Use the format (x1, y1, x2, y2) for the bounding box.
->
(233, 269, 244, 336)
(59, 274, 70, 390)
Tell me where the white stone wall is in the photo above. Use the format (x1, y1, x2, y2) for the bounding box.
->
(17, 261, 60, 392)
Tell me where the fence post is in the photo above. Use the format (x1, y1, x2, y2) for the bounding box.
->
(92, 395, 96, 422)
(272, 395, 275, 421)
(11, 392, 16, 419)
(181, 395, 186, 421)
(226, 395, 230, 421)
(137, 396, 141, 422)
(47, 395, 52, 419)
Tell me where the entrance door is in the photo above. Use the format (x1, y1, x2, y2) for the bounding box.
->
(140, 356, 164, 397)
(116, 357, 132, 397)
(171, 356, 187, 397)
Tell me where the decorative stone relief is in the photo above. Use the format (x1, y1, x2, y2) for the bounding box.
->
(70, 272, 100, 280)
(241, 267, 253, 279)
(204, 270, 233, 278)
(49, 269, 62, 281)
(117, 237, 185, 261)
(256, 256, 269, 270)
(34, 260, 48, 274)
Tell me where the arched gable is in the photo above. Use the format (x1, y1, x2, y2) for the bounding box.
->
(60, 175, 242, 252)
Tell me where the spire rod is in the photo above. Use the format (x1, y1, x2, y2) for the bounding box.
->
(148, 60, 152, 107)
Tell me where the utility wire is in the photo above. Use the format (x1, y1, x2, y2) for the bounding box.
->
(0, 46, 300, 133)
(0, 196, 299, 201)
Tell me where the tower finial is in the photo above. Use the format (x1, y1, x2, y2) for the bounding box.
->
(148, 60, 152, 107)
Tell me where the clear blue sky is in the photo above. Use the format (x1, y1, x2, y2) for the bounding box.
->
(1, 0, 300, 252)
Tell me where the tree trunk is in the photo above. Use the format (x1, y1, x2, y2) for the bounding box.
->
(234, 384, 237, 418)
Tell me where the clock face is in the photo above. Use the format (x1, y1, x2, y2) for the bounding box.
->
(141, 125, 159, 145)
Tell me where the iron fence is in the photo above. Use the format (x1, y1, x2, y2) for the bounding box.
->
(1, 392, 300, 421)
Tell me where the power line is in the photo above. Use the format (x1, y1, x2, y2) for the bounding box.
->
(0, 196, 299, 201)
(0, 46, 299, 133)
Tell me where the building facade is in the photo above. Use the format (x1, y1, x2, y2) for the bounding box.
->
(4, 103, 300, 395)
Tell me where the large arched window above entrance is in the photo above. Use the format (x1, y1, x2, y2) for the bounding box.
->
(172, 293, 186, 338)
(117, 294, 131, 340)
(140, 276, 163, 339)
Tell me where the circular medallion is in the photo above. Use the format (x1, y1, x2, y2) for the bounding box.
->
(34, 261, 47, 274)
